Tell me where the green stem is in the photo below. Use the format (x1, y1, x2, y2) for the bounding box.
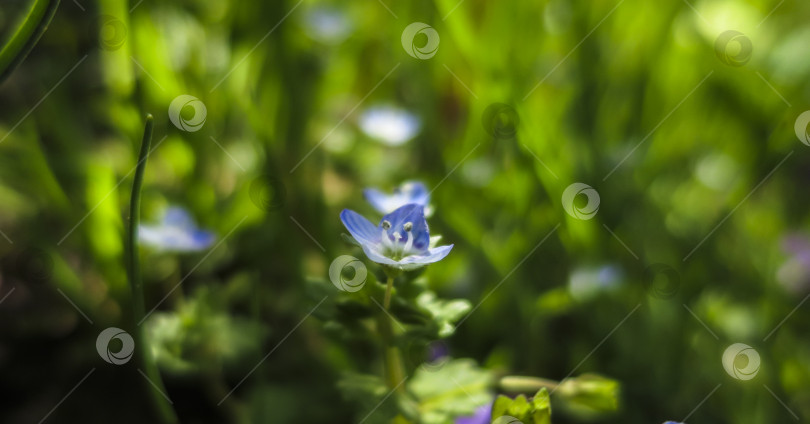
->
(499, 376, 559, 394)
(128, 114, 179, 424)
(378, 276, 404, 390)
(0, 0, 60, 84)
(383, 275, 394, 310)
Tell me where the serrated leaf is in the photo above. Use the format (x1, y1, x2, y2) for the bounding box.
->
(490, 388, 551, 424)
(408, 359, 493, 424)
(416, 292, 471, 338)
(530, 389, 551, 424)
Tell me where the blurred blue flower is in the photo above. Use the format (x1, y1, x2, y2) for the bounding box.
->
(663, 422, 685, 424)
(340, 204, 452, 271)
(455, 402, 492, 424)
(568, 264, 623, 301)
(364, 181, 430, 214)
(139, 207, 215, 252)
(358, 106, 421, 146)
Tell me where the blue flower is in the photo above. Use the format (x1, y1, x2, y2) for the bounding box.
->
(455, 402, 492, 424)
(340, 204, 452, 271)
(139, 207, 215, 252)
(663, 422, 685, 424)
(363, 181, 430, 215)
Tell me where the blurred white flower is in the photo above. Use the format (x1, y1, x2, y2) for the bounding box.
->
(302, 7, 353, 44)
(139, 207, 215, 252)
(359, 106, 421, 146)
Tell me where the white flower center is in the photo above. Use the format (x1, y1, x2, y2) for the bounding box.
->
(380, 221, 414, 260)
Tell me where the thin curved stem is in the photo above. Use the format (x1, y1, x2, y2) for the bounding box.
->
(128, 114, 179, 424)
(0, 0, 61, 84)
(379, 276, 404, 390)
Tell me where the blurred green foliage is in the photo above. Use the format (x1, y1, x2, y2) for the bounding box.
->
(1, 0, 810, 423)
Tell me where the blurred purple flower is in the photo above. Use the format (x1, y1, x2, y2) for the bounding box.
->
(456, 402, 493, 424)
(427, 340, 449, 363)
(139, 207, 215, 252)
(777, 233, 810, 294)
(364, 181, 430, 215)
(340, 204, 452, 271)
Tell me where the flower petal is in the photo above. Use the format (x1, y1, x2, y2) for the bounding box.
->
(360, 245, 400, 267)
(399, 181, 429, 204)
(381, 204, 430, 252)
(360, 244, 454, 270)
(340, 209, 380, 246)
(163, 207, 195, 229)
(363, 188, 397, 213)
(399, 244, 453, 266)
(363, 181, 430, 214)
(138, 225, 215, 252)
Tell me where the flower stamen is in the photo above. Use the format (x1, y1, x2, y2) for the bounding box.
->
(402, 222, 414, 254)
(381, 220, 394, 250)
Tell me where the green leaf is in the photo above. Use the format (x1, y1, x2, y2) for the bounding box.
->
(408, 359, 493, 424)
(416, 292, 471, 338)
(338, 373, 400, 424)
(530, 389, 551, 424)
(390, 296, 433, 325)
(491, 388, 551, 424)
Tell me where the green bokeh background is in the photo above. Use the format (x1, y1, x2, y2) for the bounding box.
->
(1, 0, 809, 423)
